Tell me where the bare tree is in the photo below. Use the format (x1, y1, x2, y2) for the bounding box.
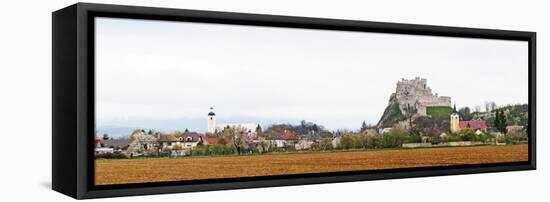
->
(256, 136, 269, 153)
(474, 105, 481, 113)
(173, 130, 183, 138)
(223, 126, 248, 155)
(490, 101, 497, 112)
(404, 104, 418, 133)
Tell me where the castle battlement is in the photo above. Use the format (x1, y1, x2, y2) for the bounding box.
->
(394, 77, 451, 116)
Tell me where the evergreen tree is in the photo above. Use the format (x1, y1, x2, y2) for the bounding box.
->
(300, 120, 307, 128)
(360, 121, 368, 132)
(255, 124, 263, 136)
(459, 107, 473, 121)
(494, 109, 499, 129)
(494, 109, 507, 133)
(312, 124, 319, 132)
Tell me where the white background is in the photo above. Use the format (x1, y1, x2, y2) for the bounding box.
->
(0, 0, 547, 201)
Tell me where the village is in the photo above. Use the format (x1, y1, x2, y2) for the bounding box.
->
(95, 77, 529, 159)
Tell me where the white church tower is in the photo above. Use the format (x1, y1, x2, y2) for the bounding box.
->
(207, 107, 216, 134)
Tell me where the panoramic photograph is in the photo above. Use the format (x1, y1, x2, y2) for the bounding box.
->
(94, 17, 529, 186)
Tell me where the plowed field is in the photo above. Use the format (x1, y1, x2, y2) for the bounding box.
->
(95, 144, 528, 185)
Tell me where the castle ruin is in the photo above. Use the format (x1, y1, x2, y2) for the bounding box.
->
(393, 77, 451, 116)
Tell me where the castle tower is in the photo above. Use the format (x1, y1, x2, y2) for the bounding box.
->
(450, 113, 460, 133)
(207, 107, 216, 134)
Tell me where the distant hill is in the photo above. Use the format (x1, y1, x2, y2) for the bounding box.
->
(474, 104, 528, 128)
(96, 117, 305, 138)
(96, 126, 135, 138)
(500, 104, 528, 125)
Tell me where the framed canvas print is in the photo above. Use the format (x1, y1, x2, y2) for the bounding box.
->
(52, 3, 536, 199)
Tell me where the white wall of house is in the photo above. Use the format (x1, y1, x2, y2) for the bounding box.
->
(95, 147, 114, 154)
(183, 142, 200, 148)
(270, 140, 286, 148)
(295, 140, 315, 150)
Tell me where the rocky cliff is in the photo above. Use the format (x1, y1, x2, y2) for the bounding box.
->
(376, 94, 405, 128)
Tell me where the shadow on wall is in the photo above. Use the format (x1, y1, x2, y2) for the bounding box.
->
(40, 181, 51, 189)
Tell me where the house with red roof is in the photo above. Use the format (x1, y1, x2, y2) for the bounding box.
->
(459, 119, 488, 134)
(459, 120, 488, 130)
(281, 130, 298, 141)
(506, 125, 524, 134)
(269, 129, 299, 149)
(158, 134, 179, 150)
(178, 132, 205, 148)
(101, 138, 132, 151)
(201, 135, 224, 145)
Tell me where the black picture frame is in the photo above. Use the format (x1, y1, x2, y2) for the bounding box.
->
(52, 3, 536, 199)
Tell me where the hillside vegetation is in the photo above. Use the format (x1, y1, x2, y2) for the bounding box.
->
(475, 104, 528, 128)
(376, 94, 405, 128)
(426, 106, 453, 119)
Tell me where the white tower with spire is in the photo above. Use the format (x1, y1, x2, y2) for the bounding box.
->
(207, 107, 216, 134)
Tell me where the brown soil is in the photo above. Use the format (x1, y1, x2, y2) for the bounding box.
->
(95, 144, 528, 185)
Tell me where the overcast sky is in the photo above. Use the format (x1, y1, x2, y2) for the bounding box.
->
(95, 17, 528, 132)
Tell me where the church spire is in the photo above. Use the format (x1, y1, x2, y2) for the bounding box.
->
(208, 106, 216, 116)
(453, 103, 457, 113)
(207, 107, 216, 134)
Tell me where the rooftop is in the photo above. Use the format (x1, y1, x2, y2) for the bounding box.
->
(459, 120, 488, 130)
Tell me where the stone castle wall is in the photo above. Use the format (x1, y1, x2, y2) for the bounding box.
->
(394, 77, 451, 115)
